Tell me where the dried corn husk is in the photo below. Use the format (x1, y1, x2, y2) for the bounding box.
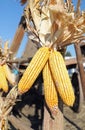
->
(23, 0, 85, 49)
(3, 41, 9, 57)
(3, 64, 17, 86)
(29, 0, 41, 32)
(0, 86, 18, 129)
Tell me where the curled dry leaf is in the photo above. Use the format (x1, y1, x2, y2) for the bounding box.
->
(23, 0, 85, 48)
(0, 40, 12, 65)
(39, 6, 52, 46)
(2, 86, 18, 114)
(29, 0, 41, 31)
(3, 41, 9, 57)
(0, 86, 18, 129)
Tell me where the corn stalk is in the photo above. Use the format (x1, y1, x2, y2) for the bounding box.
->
(0, 86, 18, 129)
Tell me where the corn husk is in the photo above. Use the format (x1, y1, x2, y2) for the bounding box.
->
(0, 86, 18, 129)
(22, 0, 85, 49)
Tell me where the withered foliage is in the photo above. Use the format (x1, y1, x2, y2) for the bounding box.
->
(20, 0, 85, 49)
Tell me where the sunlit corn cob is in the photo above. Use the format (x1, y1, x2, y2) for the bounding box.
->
(18, 46, 50, 94)
(43, 61, 58, 111)
(49, 49, 75, 106)
(1, 119, 6, 130)
(3, 64, 16, 86)
(0, 65, 8, 92)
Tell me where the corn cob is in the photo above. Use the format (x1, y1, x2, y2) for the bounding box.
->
(43, 61, 58, 111)
(3, 64, 16, 86)
(18, 46, 50, 94)
(49, 49, 75, 106)
(0, 65, 8, 92)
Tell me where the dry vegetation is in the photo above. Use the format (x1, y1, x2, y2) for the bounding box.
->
(0, 0, 85, 129)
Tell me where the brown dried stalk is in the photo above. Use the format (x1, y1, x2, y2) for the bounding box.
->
(24, 2, 41, 44)
(0, 86, 18, 129)
(76, 0, 81, 16)
(65, 0, 73, 12)
(0, 41, 12, 65)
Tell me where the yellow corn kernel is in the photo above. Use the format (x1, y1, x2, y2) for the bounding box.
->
(18, 46, 50, 94)
(0, 65, 8, 92)
(49, 50, 75, 106)
(43, 61, 58, 111)
(3, 64, 16, 86)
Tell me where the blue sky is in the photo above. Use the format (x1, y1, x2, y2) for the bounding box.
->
(67, 0, 85, 57)
(0, 0, 85, 57)
(0, 0, 27, 57)
(0, 0, 24, 40)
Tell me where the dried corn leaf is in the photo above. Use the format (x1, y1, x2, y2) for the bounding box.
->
(0, 86, 18, 129)
(49, 0, 65, 13)
(29, 0, 41, 31)
(3, 41, 9, 57)
(28, 30, 40, 43)
(39, 6, 52, 46)
(2, 86, 18, 115)
(24, 0, 85, 48)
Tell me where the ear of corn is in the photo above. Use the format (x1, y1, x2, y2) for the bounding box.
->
(3, 64, 16, 86)
(49, 50, 75, 106)
(18, 46, 50, 94)
(43, 61, 58, 111)
(0, 65, 8, 92)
